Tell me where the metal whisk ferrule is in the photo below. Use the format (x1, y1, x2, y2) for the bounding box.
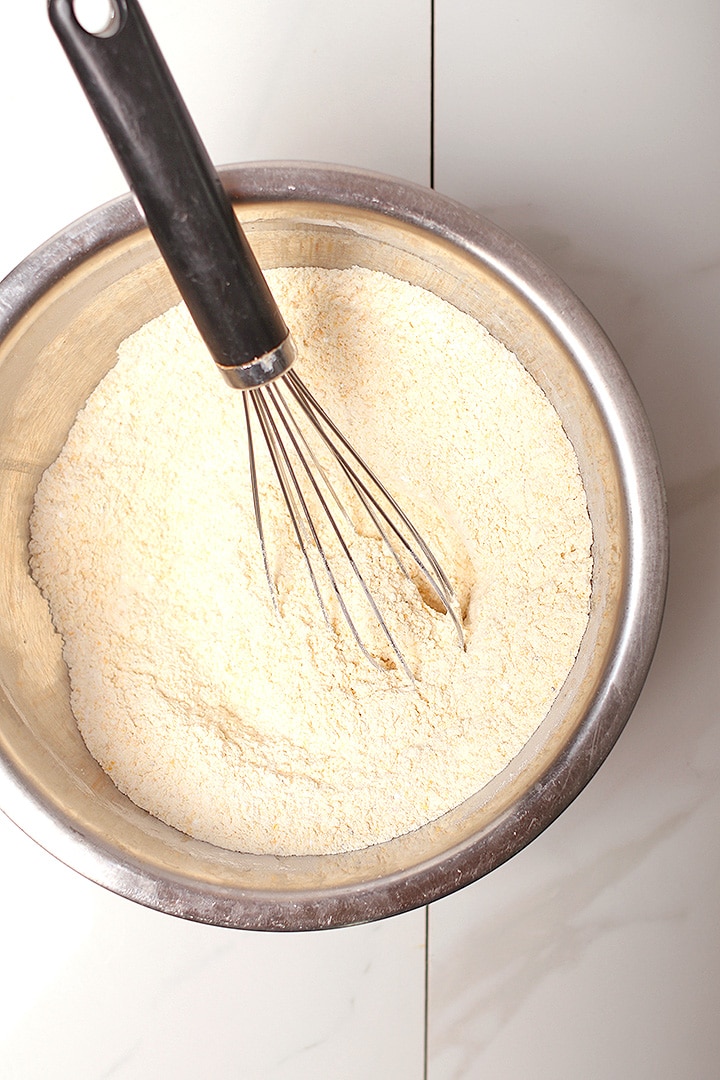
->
(217, 335, 297, 391)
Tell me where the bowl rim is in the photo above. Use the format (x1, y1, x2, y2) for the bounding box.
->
(0, 162, 669, 930)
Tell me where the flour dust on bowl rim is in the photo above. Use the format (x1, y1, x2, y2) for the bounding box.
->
(0, 163, 667, 931)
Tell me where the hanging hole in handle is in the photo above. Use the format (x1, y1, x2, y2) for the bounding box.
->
(71, 0, 122, 37)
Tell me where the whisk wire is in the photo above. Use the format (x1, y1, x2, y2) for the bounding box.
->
(243, 392, 278, 615)
(248, 387, 332, 626)
(246, 381, 408, 678)
(263, 379, 416, 681)
(269, 379, 356, 534)
(283, 371, 463, 644)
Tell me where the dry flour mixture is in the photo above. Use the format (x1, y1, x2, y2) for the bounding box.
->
(29, 266, 593, 856)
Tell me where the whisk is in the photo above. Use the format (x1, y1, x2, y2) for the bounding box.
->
(49, 0, 463, 679)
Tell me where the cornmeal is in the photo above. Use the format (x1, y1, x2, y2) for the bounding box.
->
(28, 266, 592, 855)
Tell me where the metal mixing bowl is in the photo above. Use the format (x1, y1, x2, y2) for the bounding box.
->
(0, 163, 667, 930)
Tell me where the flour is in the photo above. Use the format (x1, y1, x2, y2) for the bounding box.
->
(28, 266, 593, 856)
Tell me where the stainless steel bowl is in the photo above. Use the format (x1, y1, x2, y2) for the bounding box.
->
(0, 163, 667, 930)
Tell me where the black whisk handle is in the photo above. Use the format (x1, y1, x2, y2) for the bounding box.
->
(48, 0, 294, 388)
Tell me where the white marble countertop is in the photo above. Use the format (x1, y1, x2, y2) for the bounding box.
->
(1, 2, 718, 1077)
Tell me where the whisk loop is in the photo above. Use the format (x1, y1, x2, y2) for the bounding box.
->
(243, 369, 464, 680)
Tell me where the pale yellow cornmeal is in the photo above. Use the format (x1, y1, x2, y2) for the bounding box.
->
(28, 266, 592, 856)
